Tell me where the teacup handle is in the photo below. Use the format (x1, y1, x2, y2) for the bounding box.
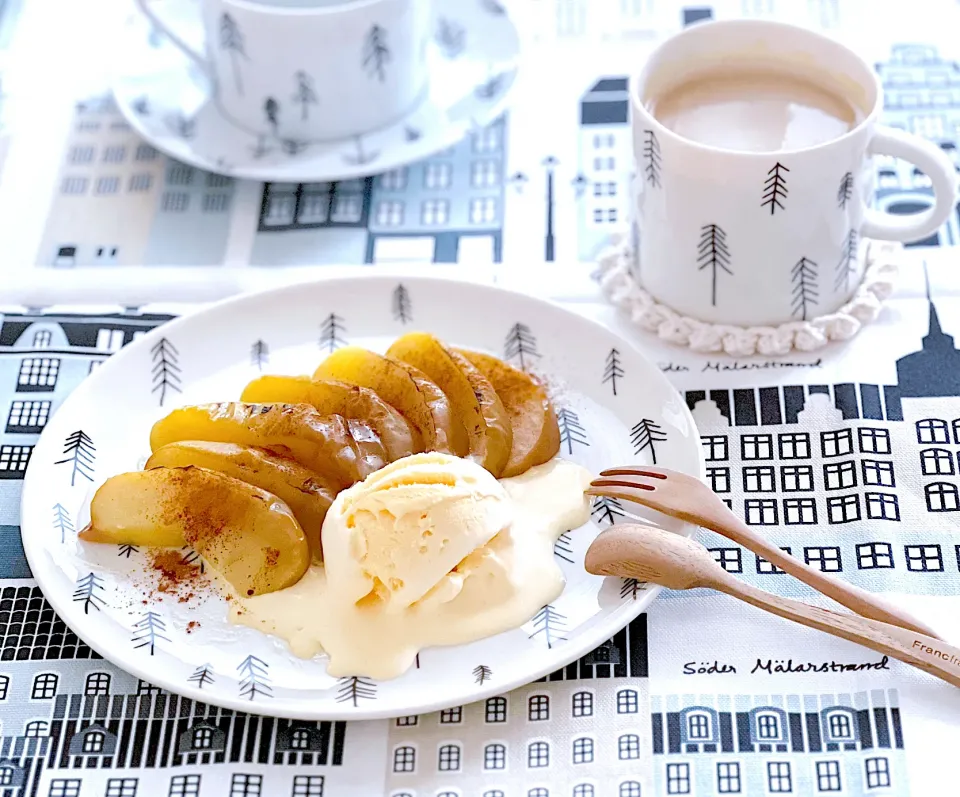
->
(861, 126, 959, 243)
(135, 0, 209, 74)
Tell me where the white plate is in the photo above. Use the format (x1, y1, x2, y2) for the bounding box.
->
(111, 0, 520, 181)
(21, 276, 703, 720)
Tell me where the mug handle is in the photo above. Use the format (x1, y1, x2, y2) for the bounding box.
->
(135, 0, 209, 74)
(861, 126, 959, 243)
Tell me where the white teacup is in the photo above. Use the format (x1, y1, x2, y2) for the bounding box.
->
(630, 20, 959, 327)
(136, 0, 431, 142)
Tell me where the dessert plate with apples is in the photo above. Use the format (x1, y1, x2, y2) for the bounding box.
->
(20, 276, 703, 720)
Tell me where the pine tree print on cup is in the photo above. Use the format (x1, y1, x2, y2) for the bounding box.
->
(52, 503, 74, 543)
(219, 13, 248, 95)
(435, 17, 466, 58)
(151, 338, 182, 406)
(557, 408, 589, 454)
(630, 419, 667, 464)
(319, 313, 347, 352)
(291, 71, 318, 121)
(834, 229, 858, 292)
(528, 604, 567, 648)
(641, 129, 661, 188)
(281, 138, 309, 157)
(392, 284, 412, 323)
(237, 654, 272, 700)
(791, 256, 819, 320)
(475, 73, 506, 100)
(503, 323, 540, 371)
(166, 112, 196, 140)
(132, 611, 170, 655)
(472, 664, 493, 684)
(696, 224, 732, 307)
(263, 97, 280, 134)
(342, 135, 379, 166)
(837, 171, 854, 209)
(404, 126, 422, 142)
(72, 572, 106, 614)
(188, 664, 216, 690)
(251, 340, 269, 370)
(602, 348, 624, 396)
(479, 0, 507, 13)
(335, 675, 377, 705)
(55, 430, 96, 486)
(362, 25, 390, 82)
(761, 162, 789, 214)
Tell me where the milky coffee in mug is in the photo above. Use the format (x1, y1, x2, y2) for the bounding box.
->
(649, 67, 862, 153)
(630, 20, 959, 327)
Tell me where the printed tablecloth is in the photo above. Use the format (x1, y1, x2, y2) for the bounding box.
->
(2, 1, 960, 796)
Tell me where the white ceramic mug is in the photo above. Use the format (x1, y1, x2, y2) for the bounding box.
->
(136, 0, 431, 142)
(630, 20, 959, 327)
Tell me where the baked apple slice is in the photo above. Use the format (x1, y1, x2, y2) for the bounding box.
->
(145, 441, 336, 561)
(240, 374, 419, 462)
(314, 346, 468, 456)
(457, 349, 561, 478)
(387, 333, 512, 476)
(79, 466, 309, 596)
(149, 402, 385, 487)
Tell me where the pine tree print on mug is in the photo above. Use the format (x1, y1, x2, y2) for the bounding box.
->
(696, 224, 733, 307)
(434, 17, 466, 59)
(263, 97, 280, 134)
(834, 230, 858, 292)
(838, 171, 854, 209)
(291, 71, 318, 121)
(219, 13, 248, 95)
(641, 129, 662, 188)
(362, 25, 390, 82)
(761, 162, 790, 214)
(791, 256, 820, 320)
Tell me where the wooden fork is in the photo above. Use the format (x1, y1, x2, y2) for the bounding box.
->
(588, 465, 942, 640)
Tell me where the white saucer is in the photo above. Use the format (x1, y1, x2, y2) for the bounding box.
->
(111, 0, 521, 181)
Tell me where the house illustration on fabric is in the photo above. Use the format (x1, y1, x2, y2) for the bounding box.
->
(576, 78, 633, 260)
(651, 690, 907, 796)
(0, 311, 175, 577)
(36, 96, 235, 267)
(385, 644, 651, 797)
(0, 629, 351, 797)
(873, 44, 960, 246)
(683, 289, 960, 596)
(249, 116, 508, 266)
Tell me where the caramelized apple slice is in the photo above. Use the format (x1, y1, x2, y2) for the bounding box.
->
(240, 375, 419, 462)
(146, 441, 336, 561)
(387, 333, 512, 476)
(315, 346, 468, 456)
(80, 466, 309, 596)
(457, 349, 560, 477)
(149, 403, 385, 487)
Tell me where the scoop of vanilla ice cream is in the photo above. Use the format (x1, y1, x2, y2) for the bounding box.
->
(322, 452, 512, 612)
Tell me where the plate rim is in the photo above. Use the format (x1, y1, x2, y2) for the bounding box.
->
(20, 274, 705, 720)
(110, 2, 522, 182)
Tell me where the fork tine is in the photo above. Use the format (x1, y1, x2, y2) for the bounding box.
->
(585, 485, 659, 508)
(600, 466, 669, 479)
(590, 477, 657, 492)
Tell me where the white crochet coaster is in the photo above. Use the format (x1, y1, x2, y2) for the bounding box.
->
(594, 238, 902, 356)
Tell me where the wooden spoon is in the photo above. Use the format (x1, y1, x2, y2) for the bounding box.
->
(585, 523, 960, 689)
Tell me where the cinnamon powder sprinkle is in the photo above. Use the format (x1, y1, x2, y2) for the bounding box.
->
(147, 549, 206, 604)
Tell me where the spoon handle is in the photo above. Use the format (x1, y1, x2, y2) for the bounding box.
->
(712, 575, 960, 688)
(696, 499, 941, 640)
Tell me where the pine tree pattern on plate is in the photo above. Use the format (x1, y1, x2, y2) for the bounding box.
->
(503, 323, 539, 371)
(188, 664, 216, 690)
(335, 676, 377, 706)
(592, 495, 625, 527)
(251, 340, 269, 370)
(52, 503, 74, 543)
(131, 611, 169, 655)
(554, 531, 574, 563)
(55, 430, 96, 486)
(557, 408, 589, 453)
(472, 664, 493, 684)
(631, 419, 667, 464)
(602, 348, 624, 395)
(237, 655, 271, 700)
(219, 13, 248, 95)
(528, 604, 567, 648)
(319, 313, 347, 353)
(72, 573, 106, 614)
(150, 338, 182, 406)
(392, 284, 412, 323)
